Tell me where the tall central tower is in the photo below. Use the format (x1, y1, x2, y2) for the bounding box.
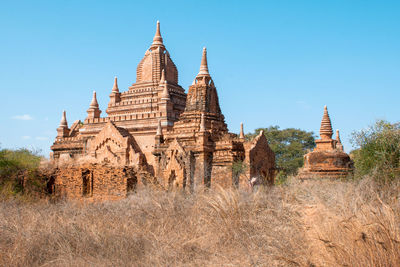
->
(105, 21, 186, 130)
(172, 47, 228, 137)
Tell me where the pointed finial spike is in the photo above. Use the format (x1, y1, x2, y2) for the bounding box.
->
(152, 20, 163, 47)
(239, 122, 245, 139)
(90, 91, 99, 109)
(112, 76, 119, 93)
(156, 20, 161, 35)
(336, 129, 344, 151)
(336, 129, 341, 142)
(197, 47, 209, 76)
(59, 110, 68, 128)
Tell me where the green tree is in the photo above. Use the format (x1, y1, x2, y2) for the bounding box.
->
(246, 126, 316, 180)
(351, 120, 400, 182)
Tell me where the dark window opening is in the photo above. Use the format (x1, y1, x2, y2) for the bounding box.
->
(127, 176, 137, 194)
(82, 170, 91, 197)
(168, 170, 176, 188)
(47, 176, 55, 194)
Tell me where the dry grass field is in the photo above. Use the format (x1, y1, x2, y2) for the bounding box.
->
(0, 177, 399, 267)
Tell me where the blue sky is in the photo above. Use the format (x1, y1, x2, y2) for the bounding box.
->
(1, 0, 399, 156)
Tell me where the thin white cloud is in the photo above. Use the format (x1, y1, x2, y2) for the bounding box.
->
(22, 136, 31, 140)
(36, 136, 49, 141)
(12, 114, 33, 120)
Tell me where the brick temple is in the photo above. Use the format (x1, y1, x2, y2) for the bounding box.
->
(298, 106, 353, 179)
(49, 22, 276, 199)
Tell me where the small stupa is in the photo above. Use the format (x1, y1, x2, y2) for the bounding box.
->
(298, 106, 353, 178)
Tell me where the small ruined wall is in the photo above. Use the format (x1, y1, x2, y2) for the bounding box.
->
(304, 151, 353, 172)
(52, 164, 138, 201)
(211, 163, 233, 188)
(245, 133, 276, 185)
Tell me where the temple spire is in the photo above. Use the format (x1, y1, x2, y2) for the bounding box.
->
(59, 110, 68, 128)
(197, 47, 210, 76)
(112, 77, 119, 93)
(320, 105, 333, 140)
(239, 122, 245, 139)
(90, 91, 99, 109)
(151, 21, 164, 47)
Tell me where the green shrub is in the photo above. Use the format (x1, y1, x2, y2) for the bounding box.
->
(0, 148, 43, 197)
(351, 120, 400, 182)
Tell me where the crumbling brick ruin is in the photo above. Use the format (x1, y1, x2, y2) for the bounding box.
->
(298, 106, 353, 179)
(49, 22, 276, 199)
(47, 164, 138, 200)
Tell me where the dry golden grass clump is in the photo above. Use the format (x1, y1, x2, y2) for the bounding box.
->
(0, 178, 399, 266)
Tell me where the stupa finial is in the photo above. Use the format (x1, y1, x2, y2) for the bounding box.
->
(112, 77, 119, 93)
(320, 105, 333, 139)
(59, 110, 68, 128)
(152, 20, 163, 47)
(89, 91, 99, 109)
(198, 47, 210, 76)
(239, 122, 245, 139)
(336, 129, 341, 142)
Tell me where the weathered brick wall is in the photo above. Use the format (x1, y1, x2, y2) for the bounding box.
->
(52, 164, 138, 201)
(211, 164, 233, 188)
(305, 151, 352, 171)
(244, 132, 276, 185)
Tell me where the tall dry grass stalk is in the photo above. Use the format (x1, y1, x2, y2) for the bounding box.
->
(0, 177, 399, 266)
